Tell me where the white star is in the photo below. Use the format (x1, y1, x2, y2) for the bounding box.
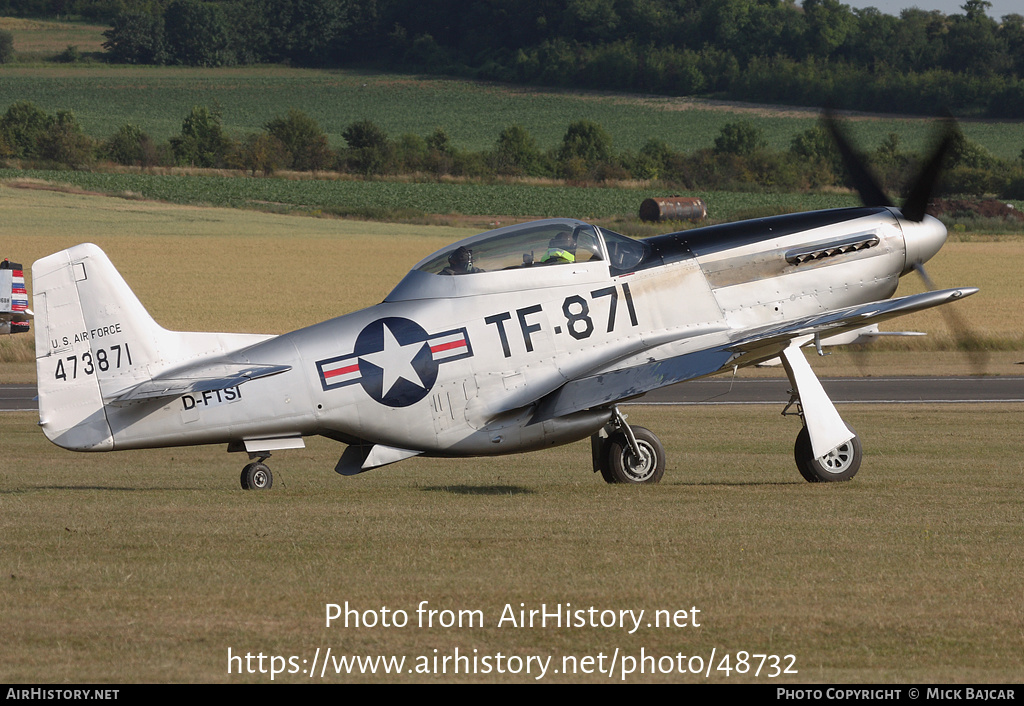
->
(359, 322, 427, 397)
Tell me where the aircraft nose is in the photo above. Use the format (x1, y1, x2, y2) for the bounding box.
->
(901, 213, 947, 275)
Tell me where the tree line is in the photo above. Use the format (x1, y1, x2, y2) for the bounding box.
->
(3, 0, 1023, 118)
(3, 100, 1023, 200)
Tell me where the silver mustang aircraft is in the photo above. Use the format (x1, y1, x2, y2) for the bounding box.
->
(30, 121, 976, 489)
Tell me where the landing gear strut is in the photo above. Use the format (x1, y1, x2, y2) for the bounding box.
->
(782, 395, 862, 483)
(780, 341, 862, 483)
(592, 407, 666, 484)
(240, 458, 273, 490)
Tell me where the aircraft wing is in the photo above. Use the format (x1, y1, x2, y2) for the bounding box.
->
(725, 287, 976, 354)
(110, 362, 291, 404)
(532, 287, 977, 421)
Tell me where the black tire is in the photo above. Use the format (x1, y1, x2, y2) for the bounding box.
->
(602, 426, 666, 484)
(241, 462, 273, 490)
(593, 435, 613, 482)
(794, 426, 861, 482)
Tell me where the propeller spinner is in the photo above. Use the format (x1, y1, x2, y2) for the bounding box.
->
(824, 110, 987, 372)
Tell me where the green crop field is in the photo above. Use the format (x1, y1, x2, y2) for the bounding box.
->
(1, 63, 1023, 160)
(0, 169, 869, 221)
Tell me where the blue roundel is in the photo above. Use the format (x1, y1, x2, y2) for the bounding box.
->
(353, 317, 439, 407)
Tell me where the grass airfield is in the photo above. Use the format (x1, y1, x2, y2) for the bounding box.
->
(1, 184, 1023, 682)
(2, 404, 1022, 683)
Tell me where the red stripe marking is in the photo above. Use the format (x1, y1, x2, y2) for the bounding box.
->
(324, 362, 360, 379)
(431, 339, 467, 353)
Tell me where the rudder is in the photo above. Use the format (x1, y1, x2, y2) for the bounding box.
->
(33, 244, 174, 450)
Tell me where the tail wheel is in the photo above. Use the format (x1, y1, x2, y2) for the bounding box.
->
(794, 426, 861, 482)
(602, 426, 666, 484)
(241, 462, 273, 490)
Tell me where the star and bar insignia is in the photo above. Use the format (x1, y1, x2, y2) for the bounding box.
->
(316, 317, 473, 407)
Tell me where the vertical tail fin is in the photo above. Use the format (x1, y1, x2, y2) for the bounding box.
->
(32, 244, 169, 449)
(33, 244, 274, 451)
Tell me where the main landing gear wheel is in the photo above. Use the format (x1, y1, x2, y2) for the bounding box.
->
(240, 462, 273, 490)
(793, 426, 862, 483)
(600, 426, 666, 484)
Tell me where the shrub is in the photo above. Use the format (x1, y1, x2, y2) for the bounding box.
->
(1001, 171, 1024, 200)
(169, 105, 233, 167)
(426, 127, 453, 155)
(629, 139, 676, 181)
(0, 29, 14, 64)
(265, 109, 331, 172)
(102, 11, 167, 64)
(395, 133, 428, 172)
(789, 123, 839, 170)
(55, 45, 82, 63)
(0, 101, 52, 159)
(105, 124, 159, 167)
(38, 111, 96, 169)
(947, 131, 997, 171)
(493, 124, 543, 176)
(341, 120, 388, 151)
(559, 120, 612, 164)
(234, 133, 290, 176)
(940, 166, 997, 197)
(341, 120, 393, 175)
(714, 120, 767, 157)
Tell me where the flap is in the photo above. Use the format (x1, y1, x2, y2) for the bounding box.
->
(335, 443, 422, 475)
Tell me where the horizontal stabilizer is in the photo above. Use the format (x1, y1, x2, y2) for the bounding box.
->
(111, 363, 291, 404)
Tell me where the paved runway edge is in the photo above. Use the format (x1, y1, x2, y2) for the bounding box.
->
(636, 376, 1024, 405)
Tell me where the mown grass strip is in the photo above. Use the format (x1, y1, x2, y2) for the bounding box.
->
(2, 403, 1023, 682)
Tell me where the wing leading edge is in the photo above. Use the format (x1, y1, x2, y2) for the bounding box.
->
(532, 287, 977, 422)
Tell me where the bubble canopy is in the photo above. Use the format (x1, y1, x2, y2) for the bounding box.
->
(413, 218, 650, 275)
(386, 219, 654, 302)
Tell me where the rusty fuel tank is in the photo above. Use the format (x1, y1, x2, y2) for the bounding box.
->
(639, 196, 707, 223)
